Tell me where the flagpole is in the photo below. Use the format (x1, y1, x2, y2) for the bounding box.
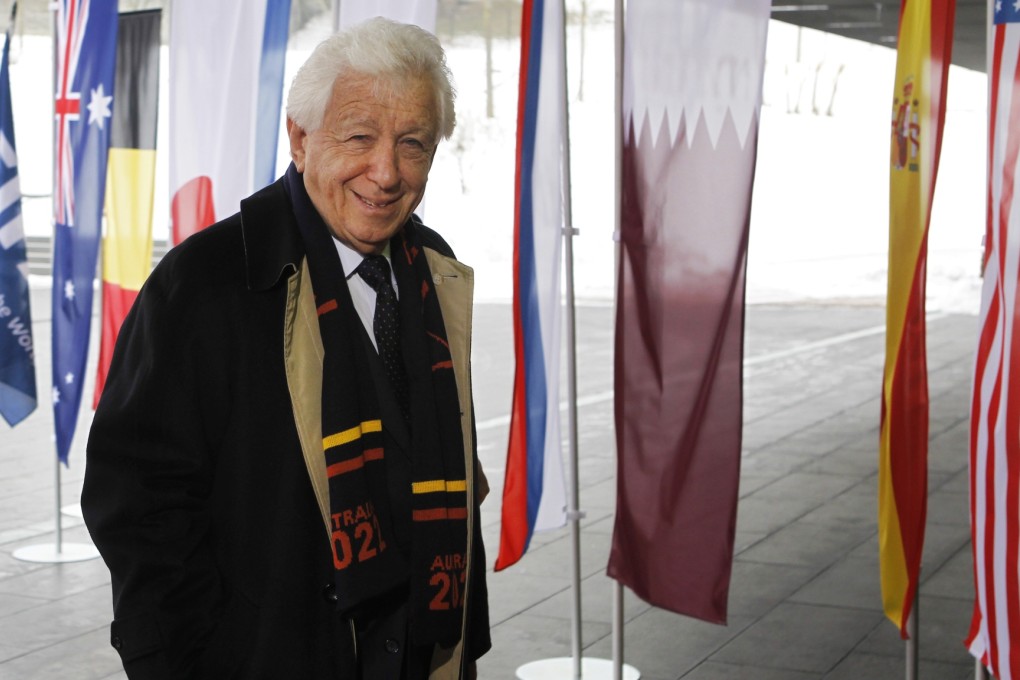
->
(515, 4, 635, 678)
(555, 0, 583, 672)
(972, 5, 991, 680)
(612, 0, 626, 676)
(12, 0, 98, 567)
(905, 590, 918, 680)
(51, 0, 61, 558)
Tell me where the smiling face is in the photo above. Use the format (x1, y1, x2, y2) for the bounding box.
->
(288, 72, 439, 254)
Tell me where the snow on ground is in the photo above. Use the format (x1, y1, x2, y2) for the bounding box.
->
(10, 9, 987, 313)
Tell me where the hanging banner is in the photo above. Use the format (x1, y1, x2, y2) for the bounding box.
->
(608, 0, 769, 624)
(967, 3, 1020, 677)
(0, 7, 36, 428)
(878, 0, 955, 637)
(495, 0, 568, 571)
(169, 0, 290, 244)
(94, 9, 161, 405)
(51, 0, 118, 463)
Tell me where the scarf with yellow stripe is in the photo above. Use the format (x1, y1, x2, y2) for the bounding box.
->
(286, 165, 468, 647)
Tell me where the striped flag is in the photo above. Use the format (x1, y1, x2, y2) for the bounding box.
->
(878, 0, 955, 637)
(0, 6, 36, 428)
(608, 0, 769, 623)
(494, 0, 568, 571)
(51, 0, 117, 464)
(169, 0, 290, 245)
(967, 3, 1020, 675)
(93, 9, 160, 406)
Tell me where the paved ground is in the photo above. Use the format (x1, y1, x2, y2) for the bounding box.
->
(0, 285, 985, 679)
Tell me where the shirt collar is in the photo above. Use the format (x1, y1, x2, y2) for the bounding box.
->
(334, 237, 392, 281)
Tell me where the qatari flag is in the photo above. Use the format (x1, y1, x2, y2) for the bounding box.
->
(607, 0, 769, 624)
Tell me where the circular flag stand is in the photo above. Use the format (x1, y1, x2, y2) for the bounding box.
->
(516, 658, 640, 679)
(13, 541, 98, 563)
(13, 455, 100, 564)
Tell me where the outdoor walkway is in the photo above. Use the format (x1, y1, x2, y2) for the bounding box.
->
(0, 289, 981, 679)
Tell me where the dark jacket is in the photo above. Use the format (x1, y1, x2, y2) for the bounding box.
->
(82, 177, 490, 679)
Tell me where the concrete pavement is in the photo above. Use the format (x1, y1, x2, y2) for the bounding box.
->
(0, 290, 982, 679)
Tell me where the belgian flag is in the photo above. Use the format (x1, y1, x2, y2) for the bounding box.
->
(94, 9, 160, 405)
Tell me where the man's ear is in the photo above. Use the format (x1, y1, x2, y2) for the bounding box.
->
(287, 118, 307, 172)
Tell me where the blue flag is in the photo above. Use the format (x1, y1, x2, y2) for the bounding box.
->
(0, 24, 36, 428)
(52, 0, 117, 463)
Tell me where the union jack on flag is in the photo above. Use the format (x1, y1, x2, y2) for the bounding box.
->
(54, 0, 86, 226)
(51, 0, 116, 463)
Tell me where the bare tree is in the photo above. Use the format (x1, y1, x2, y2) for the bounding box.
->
(485, 0, 494, 118)
(577, 0, 588, 102)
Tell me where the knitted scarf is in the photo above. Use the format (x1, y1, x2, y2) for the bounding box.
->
(285, 165, 468, 647)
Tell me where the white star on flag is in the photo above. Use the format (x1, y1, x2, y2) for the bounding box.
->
(64, 280, 75, 300)
(64, 372, 74, 385)
(52, 386, 60, 404)
(86, 83, 112, 130)
(999, 1, 1004, 11)
(1014, 0, 1020, 12)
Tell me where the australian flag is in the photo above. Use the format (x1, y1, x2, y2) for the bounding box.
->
(52, 0, 117, 463)
(0, 16, 36, 428)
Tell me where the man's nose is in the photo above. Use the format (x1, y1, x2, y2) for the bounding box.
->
(365, 144, 400, 189)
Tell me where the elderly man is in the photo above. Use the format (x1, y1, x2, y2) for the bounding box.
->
(82, 18, 490, 680)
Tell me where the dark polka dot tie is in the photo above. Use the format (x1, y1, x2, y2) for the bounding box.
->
(357, 255, 410, 421)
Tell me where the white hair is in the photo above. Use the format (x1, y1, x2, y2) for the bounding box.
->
(286, 17, 456, 139)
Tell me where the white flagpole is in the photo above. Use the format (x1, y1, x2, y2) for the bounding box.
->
(516, 3, 633, 678)
(556, 0, 583, 675)
(973, 3, 991, 678)
(612, 2, 626, 677)
(905, 590, 918, 680)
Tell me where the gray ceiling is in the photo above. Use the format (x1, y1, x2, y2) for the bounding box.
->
(772, 1, 988, 73)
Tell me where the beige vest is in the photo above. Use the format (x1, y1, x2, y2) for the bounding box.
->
(282, 249, 477, 680)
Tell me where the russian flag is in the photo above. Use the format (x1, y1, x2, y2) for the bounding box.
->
(169, 0, 290, 245)
(495, 0, 568, 571)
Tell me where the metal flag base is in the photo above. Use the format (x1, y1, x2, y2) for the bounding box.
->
(516, 658, 640, 679)
(13, 542, 99, 563)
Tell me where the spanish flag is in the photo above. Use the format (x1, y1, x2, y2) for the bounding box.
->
(879, 0, 954, 637)
(93, 9, 161, 405)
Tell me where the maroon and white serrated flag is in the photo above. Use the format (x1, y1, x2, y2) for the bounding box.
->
(608, 0, 769, 624)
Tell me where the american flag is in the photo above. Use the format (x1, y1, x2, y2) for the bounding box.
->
(50, 0, 116, 463)
(967, 6, 1020, 678)
(0, 3, 37, 428)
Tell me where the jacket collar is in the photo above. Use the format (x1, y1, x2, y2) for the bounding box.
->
(240, 169, 305, 292)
